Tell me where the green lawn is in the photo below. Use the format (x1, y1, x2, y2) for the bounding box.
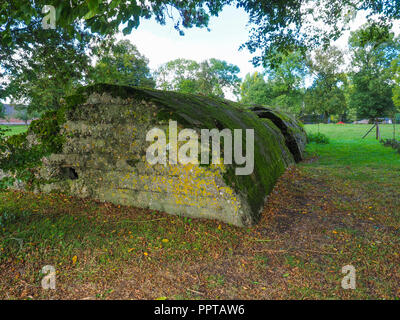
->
(0, 125, 29, 136)
(0, 123, 399, 300)
(305, 124, 400, 167)
(303, 124, 400, 224)
(306, 123, 399, 141)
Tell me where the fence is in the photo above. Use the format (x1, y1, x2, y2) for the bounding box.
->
(300, 113, 400, 125)
(301, 114, 400, 141)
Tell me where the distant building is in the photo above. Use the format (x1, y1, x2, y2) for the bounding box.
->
(382, 118, 393, 124)
(1, 104, 16, 117)
(353, 118, 395, 124)
(353, 119, 370, 124)
(0, 104, 32, 125)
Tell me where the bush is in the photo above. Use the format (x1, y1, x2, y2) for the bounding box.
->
(307, 132, 330, 144)
(381, 139, 400, 154)
(0, 110, 66, 190)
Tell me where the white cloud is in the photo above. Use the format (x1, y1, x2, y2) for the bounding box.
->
(116, 5, 263, 82)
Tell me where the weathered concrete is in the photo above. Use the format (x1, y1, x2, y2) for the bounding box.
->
(250, 106, 307, 162)
(6, 84, 307, 227)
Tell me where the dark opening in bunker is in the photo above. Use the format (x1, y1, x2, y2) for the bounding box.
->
(250, 106, 303, 162)
(62, 167, 78, 180)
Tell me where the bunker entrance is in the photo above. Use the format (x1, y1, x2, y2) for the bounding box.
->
(62, 167, 78, 180)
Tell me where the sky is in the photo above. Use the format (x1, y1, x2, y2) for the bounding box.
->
(118, 5, 264, 81)
(118, 4, 400, 84)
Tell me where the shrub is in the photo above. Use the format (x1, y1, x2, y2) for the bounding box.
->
(0, 110, 66, 190)
(381, 139, 400, 154)
(307, 132, 330, 144)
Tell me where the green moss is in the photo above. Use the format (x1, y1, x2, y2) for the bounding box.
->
(249, 106, 307, 162)
(75, 83, 152, 102)
(65, 94, 87, 109)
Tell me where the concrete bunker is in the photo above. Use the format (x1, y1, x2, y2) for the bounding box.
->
(5, 84, 307, 227)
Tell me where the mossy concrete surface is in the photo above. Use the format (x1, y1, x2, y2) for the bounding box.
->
(250, 106, 307, 162)
(25, 84, 305, 227)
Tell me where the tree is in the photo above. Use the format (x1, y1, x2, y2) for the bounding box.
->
(240, 51, 307, 115)
(391, 56, 400, 110)
(156, 59, 200, 92)
(1, 19, 93, 113)
(240, 72, 272, 105)
(348, 23, 399, 120)
(264, 51, 307, 114)
(197, 59, 241, 98)
(156, 58, 241, 98)
(305, 46, 348, 121)
(239, 0, 400, 68)
(0, 103, 4, 119)
(88, 39, 155, 88)
(4, 1, 400, 68)
(14, 105, 40, 125)
(1, 1, 223, 50)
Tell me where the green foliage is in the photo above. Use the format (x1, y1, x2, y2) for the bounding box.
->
(156, 59, 200, 92)
(239, 1, 400, 68)
(391, 57, 400, 109)
(1, 1, 220, 51)
(0, 103, 4, 119)
(307, 132, 330, 144)
(350, 73, 395, 120)
(156, 58, 241, 98)
(1, 18, 93, 114)
(14, 105, 40, 124)
(348, 23, 399, 120)
(271, 54, 306, 114)
(381, 138, 400, 154)
(240, 51, 306, 115)
(3, 1, 400, 69)
(0, 126, 10, 137)
(0, 110, 66, 190)
(28, 111, 65, 153)
(88, 39, 155, 88)
(240, 72, 271, 105)
(305, 46, 348, 121)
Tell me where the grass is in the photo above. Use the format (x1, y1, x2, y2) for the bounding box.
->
(306, 124, 400, 170)
(306, 124, 400, 167)
(0, 123, 399, 299)
(0, 125, 29, 136)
